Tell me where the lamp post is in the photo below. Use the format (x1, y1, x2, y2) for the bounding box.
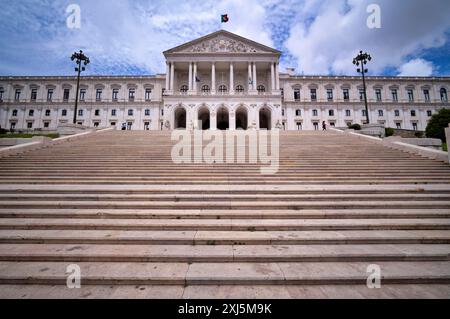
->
(70, 50, 90, 124)
(353, 51, 372, 125)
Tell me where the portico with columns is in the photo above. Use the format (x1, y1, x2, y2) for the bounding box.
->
(162, 30, 283, 131)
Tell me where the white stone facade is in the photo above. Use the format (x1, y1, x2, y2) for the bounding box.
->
(0, 30, 449, 132)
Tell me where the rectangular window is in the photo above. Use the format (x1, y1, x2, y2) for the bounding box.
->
(412, 122, 418, 131)
(362, 110, 367, 117)
(310, 89, 317, 101)
(31, 89, 37, 101)
(12, 110, 18, 117)
(128, 109, 134, 116)
(79, 89, 86, 101)
(329, 110, 335, 117)
(111, 109, 117, 117)
(407, 89, 414, 102)
(96, 89, 102, 101)
(359, 89, 365, 101)
(144, 122, 150, 130)
(295, 109, 301, 117)
(112, 89, 119, 101)
(15, 89, 21, 101)
(94, 122, 99, 128)
(27, 122, 33, 129)
(391, 89, 398, 101)
(396, 123, 401, 129)
(375, 89, 382, 102)
(282, 109, 285, 117)
(313, 122, 319, 131)
(62, 109, 67, 117)
(312, 109, 318, 117)
(294, 89, 301, 101)
(129, 89, 135, 101)
(127, 122, 133, 130)
(378, 110, 384, 117)
(94, 109, 100, 116)
(395, 110, 400, 117)
(346, 110, 351, 117)
(411, 110, 416, 117)
(327, 89, 333, 101)
(29, 110, 34, 117)
(0, 89, 4, 101)
(427, 110, 432, 117)
(47, 89, 53, 101)
(45, 109, 51, 116)
(145, 109, 151, 116)
(63, 89, 70, 101)
(10, 122, 16, 130)
(78, 109, 83, 117)
(343, 89, 350, 101)
(145, 89, 152, 101)
(161, 108, 164, 116)
(423, 89, 430, 102)
(44, 122, 50, 128)
(296, 122, 302, 131)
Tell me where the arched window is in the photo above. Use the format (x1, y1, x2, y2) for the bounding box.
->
(202, 85, 210, 94)
(145, 109, 150, 116)
(180, 85, 188, 94)
(441, 88, 448, 102)
(257, 85, 266, 94)
(12, 109, 18, 117)
(219, 85, 227, 94)
(235, 85, 244, 93)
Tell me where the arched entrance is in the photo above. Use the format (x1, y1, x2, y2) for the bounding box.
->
(174, 107, 187, 129)
(198, 107, 210, 130)
(217, 107, 229, 130)
(259, 108, 272, 130)
(235, 107, 248, 130)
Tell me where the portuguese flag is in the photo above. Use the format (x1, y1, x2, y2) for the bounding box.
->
(221, 14, 229, 23)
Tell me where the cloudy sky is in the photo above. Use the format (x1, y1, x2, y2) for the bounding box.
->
(0, 0, 449, 77)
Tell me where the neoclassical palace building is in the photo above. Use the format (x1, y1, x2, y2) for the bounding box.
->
(0, 30, 449, 132)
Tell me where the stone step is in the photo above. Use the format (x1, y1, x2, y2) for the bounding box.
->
(0, 208, 448, 219)
(0, 230, 449, 245)
(0, 218, 449, 231)
(0, 244, 448, 262)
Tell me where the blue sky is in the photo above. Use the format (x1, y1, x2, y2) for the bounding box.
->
(0, 0, 449, 77)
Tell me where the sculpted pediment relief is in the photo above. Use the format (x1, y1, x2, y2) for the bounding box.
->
(182, 35, 262, 53)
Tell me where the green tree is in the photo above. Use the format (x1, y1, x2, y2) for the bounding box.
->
(425, 108, 450, 142)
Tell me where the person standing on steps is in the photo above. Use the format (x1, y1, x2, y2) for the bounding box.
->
(322, 121, 327, 131)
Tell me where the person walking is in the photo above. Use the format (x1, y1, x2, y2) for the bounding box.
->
(322, 121, 327, 131)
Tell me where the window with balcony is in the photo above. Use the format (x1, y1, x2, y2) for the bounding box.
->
(202, 85, 210, 94)
(180, 85, 188, 94)
(407, 89, 414, 102)
(327, 89, 333, 101)
(441, 88, 448, 102)
(391, 89, 398, 101)
(145, 109, 150, 116)
(310, 89, 317, 101)
(145, 89, 152, 101)
(219, 85, 228, 94)
(96, 89, 102, 101)
(63, 89, 70, 101)
(10, 122, 16, 130)
(31, 89, 37, 101)
(294, 89, 301, 101)
(62, 109, 67, 117)
(129, 89, 135, 101)
(375, 89, 382, 102)
(79, 89, 86, 101)
(15, 89, 21, 101)
(257, 85, 266, 94)
(112, 89, 119, 101)
(235, 85, 244, 94)
(343, 89, 350, 101)
(45, 109, 51, 117)
(296, 122, 302, 131)
(47, 89, 53, 101)
(29, 109, 34, 117)
(12, 109, 18, 117)
(423, 89, 430, 102)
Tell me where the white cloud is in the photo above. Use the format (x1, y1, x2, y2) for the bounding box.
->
(398, 59, 434, 76)
(285, 0, 450, 75)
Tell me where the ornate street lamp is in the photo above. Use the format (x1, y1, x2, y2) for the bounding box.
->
(70, 50, 90, 124)
(353, 51, 372, 124)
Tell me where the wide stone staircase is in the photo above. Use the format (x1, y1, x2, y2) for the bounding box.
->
(0, 130, 449, 298)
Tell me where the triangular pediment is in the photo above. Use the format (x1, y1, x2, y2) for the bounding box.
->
(164, 30, 280, 55)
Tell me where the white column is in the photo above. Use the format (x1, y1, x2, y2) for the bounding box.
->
(211, 63, 216, 95)
(165, 62, 170, 91)
(252, 63, 257, 91)
(248, 62, 252, 92)
(229, 63, 234, 95)
(188, 62, 193, 92)
(271, 63, 275, 93)
(193, 63, 197, 94)
(275, 63, 280, 90)
(170, 62, 175, 92)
